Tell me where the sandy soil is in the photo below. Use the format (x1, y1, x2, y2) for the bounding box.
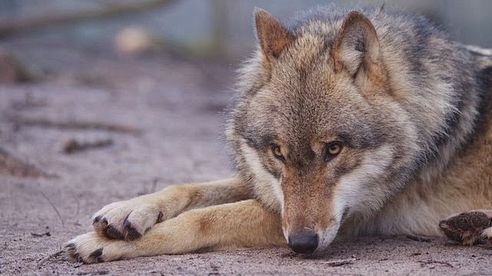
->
(1, 42, 491, 275)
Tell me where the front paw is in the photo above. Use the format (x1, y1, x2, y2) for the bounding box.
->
(92, 200, 163, 241)
(65, 232, 134, 263)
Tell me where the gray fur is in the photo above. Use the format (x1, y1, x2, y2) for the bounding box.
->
(225, 5, 491, 240)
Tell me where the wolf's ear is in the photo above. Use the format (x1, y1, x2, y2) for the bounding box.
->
(332, 11, 382, 79)
(254, 8, 295, 62)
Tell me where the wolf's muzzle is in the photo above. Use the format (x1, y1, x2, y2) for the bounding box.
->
(287, 231, 319, 254)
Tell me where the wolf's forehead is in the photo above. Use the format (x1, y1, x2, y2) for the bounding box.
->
(265, 91, 357, 138)
(261, 79, 368, 142)
(269, 47, 354, 110)
(276, 33, 333, 73)
(270, 32, 357, 99)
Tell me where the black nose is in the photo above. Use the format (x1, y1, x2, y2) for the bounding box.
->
(288, 231, 319, 254)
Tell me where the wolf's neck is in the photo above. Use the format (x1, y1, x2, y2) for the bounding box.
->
(387, 50, 484, 183)
(344, 76, 492, 237)
(415, 63, 489, 182)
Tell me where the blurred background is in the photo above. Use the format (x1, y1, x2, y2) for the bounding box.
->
(1, 2, 492, 273)
(0, 0, 491, 65)
(0, 0, 490, 86)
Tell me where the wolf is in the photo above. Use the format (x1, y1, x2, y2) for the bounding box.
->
(66, 5, 492, 263)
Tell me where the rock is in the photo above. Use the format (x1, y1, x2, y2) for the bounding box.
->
(114, 26, 161, 56)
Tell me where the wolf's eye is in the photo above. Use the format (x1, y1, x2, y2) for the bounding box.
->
(271, 144, 284, 161)
(324, 142, 343, 161)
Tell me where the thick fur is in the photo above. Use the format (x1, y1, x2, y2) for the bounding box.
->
(67, 6, 492, 263)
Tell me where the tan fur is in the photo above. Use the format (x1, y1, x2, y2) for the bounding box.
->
(359, 102, 492, 236)
(90, 178, 251, 240)
(67, 199, 285, 263)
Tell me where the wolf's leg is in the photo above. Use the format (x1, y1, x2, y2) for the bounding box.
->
(67, 199, 285, 263)
(92, 177, 251, 241)
(439, 210, 492, 245)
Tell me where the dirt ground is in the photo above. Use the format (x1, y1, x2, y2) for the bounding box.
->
(1, 39, 492, 275)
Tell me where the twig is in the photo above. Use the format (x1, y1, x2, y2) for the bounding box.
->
(0, 0, 177, 37)
(406, 234, 433, 242)
(31, 231, 51, 237)
(37, 249, 64, 268)
(63, 139, 113, 154)
(8, 115, 142, 136)
(0, 146, 51, 178)
(323, 258, 356, 267)
(418, 260, 454, 268)
(39, 189, 65, 227)
(76, 270, 110, 275)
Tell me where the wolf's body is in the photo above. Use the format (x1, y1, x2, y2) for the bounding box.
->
(67, 6, 492, 263)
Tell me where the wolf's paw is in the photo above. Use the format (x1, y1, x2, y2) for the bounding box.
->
(439, 211, 492, 245)
(65, 232, 135, 263)
(92, 200, 163, 241)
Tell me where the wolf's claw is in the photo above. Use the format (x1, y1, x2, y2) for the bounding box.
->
(65, 232, 133, 263)
(92, 200, 162, 241)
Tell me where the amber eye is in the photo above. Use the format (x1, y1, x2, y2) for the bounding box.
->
(324, 142, 343, 161)
(271, 144, 284, 161)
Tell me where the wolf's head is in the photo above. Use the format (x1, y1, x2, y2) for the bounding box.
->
(227, 8, 425, 255)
